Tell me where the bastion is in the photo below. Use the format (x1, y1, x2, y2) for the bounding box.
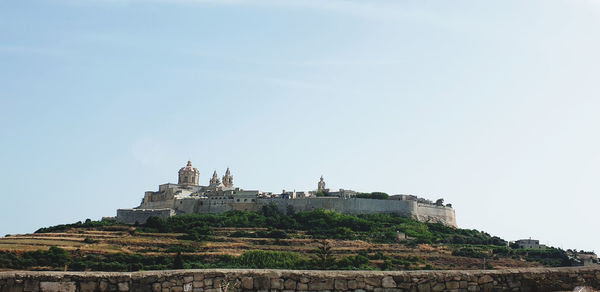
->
(116, 161, 457, 227)
(1, 266, 599, 292)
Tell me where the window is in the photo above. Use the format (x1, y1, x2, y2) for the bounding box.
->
(183, 177, 188, 183)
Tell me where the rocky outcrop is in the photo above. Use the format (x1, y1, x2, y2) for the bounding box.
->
(1, 266, 599, 292)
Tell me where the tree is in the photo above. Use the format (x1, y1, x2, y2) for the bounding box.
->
(313, 241, 335, 269)
(261, 203, 280, 217)
(173, 252, 184, 269)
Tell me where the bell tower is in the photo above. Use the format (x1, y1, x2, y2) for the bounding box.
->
(317, 175, 326, 192)
(222, 167, 234, 188)
(178, 160, 199, 186)
(209, 170, 221, 185)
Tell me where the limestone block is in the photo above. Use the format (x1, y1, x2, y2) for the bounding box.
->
(253, 277, 270, 290)
(193, 274, 204, 282)
(334, 279, 347, 290)
(445, 281, 459, 289)
(163, 282, 172, 289)
(241, 277, 253, 290)
(283, 279, 296, 290)
(79, 281, 97, 292)
(431, 282, 444, 292)
(184, 277, 194, 284)
(117, 282, 129, 291)
(171, 287, 183, 292)
(364, 277, 381, 287)
(417, 282, 431, 292)
(478, 275, 493, 284)
(192, 281, 204, 288)
(299, 277, 309, 284)
(24, 279, 39, 292)
(381, 277, 396, 288)
(347, 280, 357, 289)
(270, 278, 283, 290)
(356, 279, 366, 289)
(203, 279, 212, 288)
(296, 283, 308, 291)
(192, 289, 203, 292)
(99, 280, 109, 292)
(40, 282, 76, 292)
(184, 283, 193, 292)
(308, 278, 333, 291)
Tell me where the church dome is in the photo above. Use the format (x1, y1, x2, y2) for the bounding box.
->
(178, 160, 199, 185)
(179, 160, 199, 174)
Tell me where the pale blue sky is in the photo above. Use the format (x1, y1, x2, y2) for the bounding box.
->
(1, 0, 599, 253)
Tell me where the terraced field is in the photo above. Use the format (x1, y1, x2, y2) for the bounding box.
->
(0, 226, 541, 271)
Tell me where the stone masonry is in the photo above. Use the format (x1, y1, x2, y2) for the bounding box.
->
(1, 267, 600, 292)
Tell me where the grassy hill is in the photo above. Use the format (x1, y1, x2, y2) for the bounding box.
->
(0, 207, 573, 271)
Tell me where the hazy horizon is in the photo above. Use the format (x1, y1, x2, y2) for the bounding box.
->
(1, 0, 599, 254)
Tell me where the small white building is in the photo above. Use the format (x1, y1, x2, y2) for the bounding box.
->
(515, 238, 542, 249)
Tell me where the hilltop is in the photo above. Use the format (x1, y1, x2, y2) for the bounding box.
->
(0, 206, 584, 272)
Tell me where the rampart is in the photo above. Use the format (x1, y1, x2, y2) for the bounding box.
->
(117, 198, 457, 227)
(1, 267, 599, 292)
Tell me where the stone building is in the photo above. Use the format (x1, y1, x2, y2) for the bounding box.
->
(116, 161, 457, 227)
(515, 238, 545, 249)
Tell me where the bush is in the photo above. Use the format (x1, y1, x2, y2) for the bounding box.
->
(237, 250, 305, 269)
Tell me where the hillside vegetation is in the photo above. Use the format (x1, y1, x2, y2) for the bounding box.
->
(0, 206, 572, 272)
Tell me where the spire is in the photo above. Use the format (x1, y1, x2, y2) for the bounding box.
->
(187, 160, 192, 167)
(210, 170, 221, 185)
(223, 167, 234, 188)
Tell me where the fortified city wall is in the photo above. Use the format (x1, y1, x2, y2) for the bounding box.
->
(2, 267, 599, 292)
(117, 197, 457, 227)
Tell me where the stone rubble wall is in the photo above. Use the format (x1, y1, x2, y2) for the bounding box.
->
(1, 267, 599, 292)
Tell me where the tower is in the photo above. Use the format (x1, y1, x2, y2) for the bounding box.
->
(209, 170, 221, 185)
(222, 167, 234, 188)
(178, 160, 199, 186)
(317, 175, 326, 192)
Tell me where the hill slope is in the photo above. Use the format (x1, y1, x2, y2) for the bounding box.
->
(0, 208, 575, 271)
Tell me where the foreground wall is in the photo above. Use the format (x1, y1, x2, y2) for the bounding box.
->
(1, 267, 599, 292)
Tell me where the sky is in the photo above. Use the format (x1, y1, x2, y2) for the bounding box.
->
(1, 0, 599, 253)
